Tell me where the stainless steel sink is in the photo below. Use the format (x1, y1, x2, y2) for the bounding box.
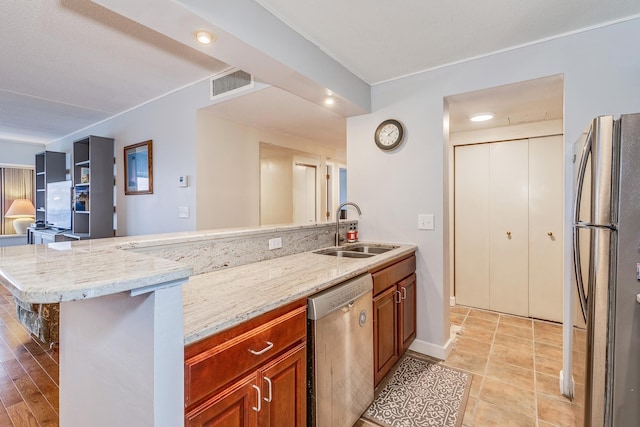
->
(313, 248, 375, 258)
(345, 244, 398, 254)
(313, 244, 398, 258)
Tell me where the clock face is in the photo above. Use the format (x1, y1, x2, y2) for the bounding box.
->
(375, 119, 404, 150)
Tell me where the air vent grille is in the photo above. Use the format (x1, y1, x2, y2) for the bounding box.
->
(210, 69, 254, 100)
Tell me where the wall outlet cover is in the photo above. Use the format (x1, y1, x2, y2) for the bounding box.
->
(418, 214, 434, 230)
(268, 237, 282, 250)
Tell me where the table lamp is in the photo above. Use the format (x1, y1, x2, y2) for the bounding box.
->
(5, 199, 35, 234)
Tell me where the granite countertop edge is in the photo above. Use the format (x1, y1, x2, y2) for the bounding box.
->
(182, 242, 417, 346)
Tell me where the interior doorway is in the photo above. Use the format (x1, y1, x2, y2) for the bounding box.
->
(445, 74, 565, 322)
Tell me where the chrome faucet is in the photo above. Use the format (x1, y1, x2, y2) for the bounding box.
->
(335, 202, 362, 246)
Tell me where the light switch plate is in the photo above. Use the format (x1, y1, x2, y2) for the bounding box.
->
(178, 175, 189, 187)
(418, 214, 434, 230)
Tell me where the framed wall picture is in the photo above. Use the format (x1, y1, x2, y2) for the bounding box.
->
(124, 140, 153, 195)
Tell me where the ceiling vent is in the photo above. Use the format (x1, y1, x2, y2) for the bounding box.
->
(210, 69, 254, 100)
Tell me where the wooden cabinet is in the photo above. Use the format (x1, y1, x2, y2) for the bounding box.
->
(371, 254, 416, 386)
(454, 136, 563, 322)
(184, 300, 307, 427)
(71, 135, 114, 239)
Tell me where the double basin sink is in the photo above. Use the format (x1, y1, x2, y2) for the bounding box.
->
(313, 244, 398, 258)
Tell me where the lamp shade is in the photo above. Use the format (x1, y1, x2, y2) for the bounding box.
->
(5, 199, 35, 218)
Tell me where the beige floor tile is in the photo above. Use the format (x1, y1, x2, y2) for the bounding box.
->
(450, 312, 466, 326)
(493, 332, 534, 353)
(538, 420, 561, 427)
(468, 308, 500, 321)
(469, 374, 483, 397)
(535, 341, 564, 361)
(535, 371, 570, 401)
(497, 322, 534, 340)
(534, 320, 563, 336)
(443, 349, 488, 375)
(499, 314, 533, 329)
(464, 316, 498, 331)
(454, 336, 492, 357)
(451, 305, 471, 315)
(459, 325, 496, 342)
(485, 359, 534, 391)
(535, 328, 564, 347)
(535, 354, 563, 377)
(473, 399, 536, 427)
(479, 377, 536, 418)
(462, 395, 477, 426)
(490, 343, 534, 370)
(537, 393, 578, 427)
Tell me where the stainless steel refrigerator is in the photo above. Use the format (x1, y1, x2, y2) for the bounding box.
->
(571, 113, 640, 426)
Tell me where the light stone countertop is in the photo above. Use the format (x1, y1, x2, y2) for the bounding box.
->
(182, 243, 417, 345)
(0, 239, 192, 303)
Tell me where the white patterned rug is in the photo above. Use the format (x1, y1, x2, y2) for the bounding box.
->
(363, 354, 471, 427)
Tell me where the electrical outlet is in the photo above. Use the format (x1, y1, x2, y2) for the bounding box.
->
(179, 206, 189, 218)
(269, 237, 282, 250)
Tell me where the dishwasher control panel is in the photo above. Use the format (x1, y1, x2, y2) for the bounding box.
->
(307, 273, 373, 320)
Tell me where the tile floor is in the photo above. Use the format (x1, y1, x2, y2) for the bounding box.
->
(446, 305, 583, 427)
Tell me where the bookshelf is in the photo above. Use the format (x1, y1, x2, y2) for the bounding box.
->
(70, 136, 114, 239)
(34, 151, 66, 224)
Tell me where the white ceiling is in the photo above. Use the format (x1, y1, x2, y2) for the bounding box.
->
(1, 0, 639, 146)
(256, 0, 640, 85)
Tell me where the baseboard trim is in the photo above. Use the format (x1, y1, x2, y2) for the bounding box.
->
(450, 296, 456, 306)
(409, 337, 454, 361)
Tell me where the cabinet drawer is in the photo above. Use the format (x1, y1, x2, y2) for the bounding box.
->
(185, 305, 306, 408)
(372, 254, 416, 296)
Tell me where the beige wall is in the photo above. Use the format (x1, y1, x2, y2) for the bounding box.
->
(196, 110, 346, 230)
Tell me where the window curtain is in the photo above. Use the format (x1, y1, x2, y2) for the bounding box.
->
(1, 167, 34, 235)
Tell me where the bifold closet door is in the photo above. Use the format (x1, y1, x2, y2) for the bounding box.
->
(489, 140, 529, 317)
(528, 135, 564, 322)
(454, 144, 491, 309)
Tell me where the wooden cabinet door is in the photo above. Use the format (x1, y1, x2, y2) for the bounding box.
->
(398, 274, 417, 354)
(528, 135, 564, 322)
(185, 374, 258, 427)
(258, 344, 306, 427)
(489, 139, 529, 317)
(373, 286, 398, 386)
(454, 144, 491, 309)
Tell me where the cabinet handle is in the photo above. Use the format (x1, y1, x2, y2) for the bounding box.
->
(252, 384, 261, 412)
(547, 231, 553, 237)
(263, 376, 273, 403)
(249, 341, 274, 355)
(395, 290, 402, 304)
(401, 286, 407, 300)
(506, 231, 511, 237)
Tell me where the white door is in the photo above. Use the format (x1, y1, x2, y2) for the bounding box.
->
(293, 163, 317, 224)
(489, 140, 529, 317)
(529, 135, 564, 322)
(454, 144, 491, 309)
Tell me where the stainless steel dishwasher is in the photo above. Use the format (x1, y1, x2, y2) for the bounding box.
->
(307, 273, 374, 427)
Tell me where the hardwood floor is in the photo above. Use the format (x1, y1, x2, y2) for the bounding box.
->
(0, 286, 59, 427)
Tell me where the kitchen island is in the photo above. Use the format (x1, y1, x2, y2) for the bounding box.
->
(0, 223, 416, 427)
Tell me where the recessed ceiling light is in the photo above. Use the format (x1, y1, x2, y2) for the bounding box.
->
(324, 97, 335, 106)
(470, 112, 494, 122)
(195, 30, 215, 45)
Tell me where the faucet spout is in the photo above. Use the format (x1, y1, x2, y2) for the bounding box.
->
(335, 202, 362, 246)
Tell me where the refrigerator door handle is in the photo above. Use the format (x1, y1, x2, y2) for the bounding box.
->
(573, 127, 593, 322)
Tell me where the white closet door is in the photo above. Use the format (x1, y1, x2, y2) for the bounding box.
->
(529, 135, 564, 322)
(489, 140, 529, 316)
(454, 144, 491, 309)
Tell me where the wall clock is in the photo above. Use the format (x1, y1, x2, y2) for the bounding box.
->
(374, 119, 404, 151)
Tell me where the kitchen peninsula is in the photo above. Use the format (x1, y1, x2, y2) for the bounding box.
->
(0, 223, 416, 427)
